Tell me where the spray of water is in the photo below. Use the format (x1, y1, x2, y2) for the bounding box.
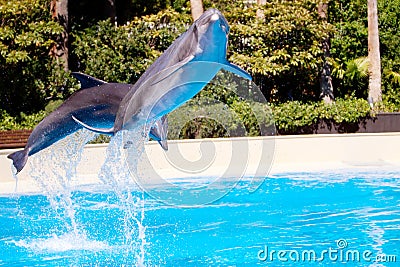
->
(16, 126, 149, 265)
(98, 129, 147, 266)
(29, 129, 97, 234)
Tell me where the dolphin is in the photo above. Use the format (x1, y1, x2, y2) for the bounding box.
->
(7, 73, 168, 174)
(73, 8, 252, 136)
(71, 72, 168, 150)
(71, 72, 169, 148)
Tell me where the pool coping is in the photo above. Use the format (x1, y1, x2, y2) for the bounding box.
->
(1, 132, 400, 194)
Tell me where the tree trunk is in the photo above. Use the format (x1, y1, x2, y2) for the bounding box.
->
(190, 0, 204, 21)
(104, 0, 116, 25)
(367, 0, 382, 105)
(256, 0, 266, 20)
(50, 0, 68, 71)
(318, 2, 334, 104)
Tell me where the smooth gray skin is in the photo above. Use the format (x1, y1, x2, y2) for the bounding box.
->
(73, 8, 251, 135)
(71, 72, 169, 150)
(7, 73, 168, 173)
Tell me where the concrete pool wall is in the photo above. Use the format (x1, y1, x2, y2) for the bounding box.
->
(1, 132, 399, 194)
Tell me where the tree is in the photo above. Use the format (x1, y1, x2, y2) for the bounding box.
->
(50, 0, 69, 71)
(367, 0, 382, 105)
(318, 2, 334, 103)
(71, 8, 191, 83)
(0, 0, 70, 114)
(190, 0, 204, 21)
(224, 0, 335, 102)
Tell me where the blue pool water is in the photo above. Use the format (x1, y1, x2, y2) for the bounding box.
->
(1, 170, 399, 266)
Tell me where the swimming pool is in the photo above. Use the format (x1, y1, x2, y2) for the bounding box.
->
(1, 169, 399, 266)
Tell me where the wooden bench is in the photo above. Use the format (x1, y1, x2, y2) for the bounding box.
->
(0, 130, 32, 149)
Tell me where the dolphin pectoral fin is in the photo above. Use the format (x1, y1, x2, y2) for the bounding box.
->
(71, 72, 107, 89)
(149, 115, 168, 151)
(8, 149, 28, 174)
(222, 62, 252, 80)
(157, 139, 168, 151)
(72, 115, 114, 134)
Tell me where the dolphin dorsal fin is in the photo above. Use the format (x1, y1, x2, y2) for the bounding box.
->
(71, 72, 107, 89)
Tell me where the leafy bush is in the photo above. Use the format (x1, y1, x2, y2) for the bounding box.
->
(217, 0, 335, 102)
(2, 97, 397, 138)
(168, 97, 376, 138)
(0, 0, 78, 115)
(71, 9, 191, 83)
(271, 98, 372, 133)
(0, 109, 46, 130)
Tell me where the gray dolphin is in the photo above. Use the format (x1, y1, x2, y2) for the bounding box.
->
(71, 72, 168, 148)
(8, 73, 168, 173)
(73, 8, 252, 136)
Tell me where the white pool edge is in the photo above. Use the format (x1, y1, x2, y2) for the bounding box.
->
(1, 132, 400, 194)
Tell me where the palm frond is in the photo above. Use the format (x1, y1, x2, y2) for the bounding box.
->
(388, 71, 400, 85)
(345, 57, 369, 81)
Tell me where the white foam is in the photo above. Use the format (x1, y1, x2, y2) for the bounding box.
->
(10, 232, 109, 253)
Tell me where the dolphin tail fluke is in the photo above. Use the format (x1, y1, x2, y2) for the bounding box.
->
(72, 115, 115, 135)
(7, 149, 28, 174)
(222, 62, 252, 81)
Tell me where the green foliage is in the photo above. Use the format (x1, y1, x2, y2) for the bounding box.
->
(72, 1, 337, 103)
(168, 97, 378, 138)
(167, 99, 271, 139)
(329, 0, 400, 103)
(341, 57, 369, 98)
(387, 71, 400, 85)
(272, 98, 372, 133)
(168, 71, 274, 139)
(272, 101, 320, 132)
(0, 109, 46, 130)
(214, 0, 335, 102)
(71, 9, 191, 83)
(118, 0, 190, 20)
(72, 20, 154, 83)
(168, 102, 235, 139)
(0, 0, 78, 115)
(0, 110, 18, 130)
(1, 0, 400, 139)
(378, 0, 400, 70)
(179, 117, 228, 139)
(1, 96, 396, 137)
(329, 0, 368, 62)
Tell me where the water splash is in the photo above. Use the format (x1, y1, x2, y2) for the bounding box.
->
(18, 127, 148, 265)
(28, 129, 97, 234)
(98, 129, 147, 266)
(11, 232, 109, 253)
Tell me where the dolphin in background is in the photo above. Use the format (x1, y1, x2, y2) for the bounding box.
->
(73, 8, 252, 135)
(8, 73, 168, 174)
(72, 72, 169, 148)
